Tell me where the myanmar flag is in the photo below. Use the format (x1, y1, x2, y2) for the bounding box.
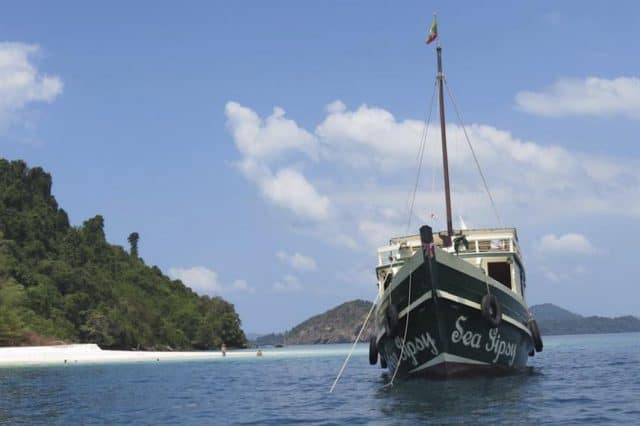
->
(425, 16, 438, 44)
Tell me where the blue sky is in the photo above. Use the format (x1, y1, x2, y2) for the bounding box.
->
(2, 1, 640, 333)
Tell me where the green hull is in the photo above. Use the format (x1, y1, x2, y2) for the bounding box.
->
(375, 227, 534, 379)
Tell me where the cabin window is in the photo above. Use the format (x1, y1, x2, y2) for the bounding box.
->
(488, 262, 511, 289)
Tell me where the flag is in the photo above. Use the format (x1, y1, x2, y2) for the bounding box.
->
(425, 16, 438, 44)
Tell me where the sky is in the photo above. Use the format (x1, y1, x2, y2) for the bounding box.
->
(2, 1, 640, 334)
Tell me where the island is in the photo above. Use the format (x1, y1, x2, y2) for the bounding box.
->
(0, 159, 246, 350)
(252, 300, 640, 346)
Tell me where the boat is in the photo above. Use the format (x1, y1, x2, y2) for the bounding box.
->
(367, 24, 543, 379)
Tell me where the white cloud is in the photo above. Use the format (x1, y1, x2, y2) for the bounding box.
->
(169, 266, 254, 295)
(225, 101, 330, 222)
(0, 42, 63, 128)
(230, 279, 255, 294)
(273, 274, 302, 293)
(539, 264, 589, 284)
(316, 103, 426, 171)
(226, 100, 640, 255)
(320, 103, 640, 221)
(336, 266, 377, 289)
(540, 266, 561, 284)
(326, 100, 346, 114)
(225, 101, 316, 160)
(261, 168, 330, 221)
(358, 219, 404, 248)
(314, 101, 621, 185)
(169, 266, 220, 295)
(276, 251, 317, 271)
(515, 77, 640, 119)
(538, 233, 596, 255)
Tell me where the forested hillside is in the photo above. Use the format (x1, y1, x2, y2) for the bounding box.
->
(0, 159, 246, 349)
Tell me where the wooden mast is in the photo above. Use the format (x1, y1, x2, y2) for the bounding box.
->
(436, 45, 454, 247)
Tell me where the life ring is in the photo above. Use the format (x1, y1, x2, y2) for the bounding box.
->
(528, 319, 543, 352)
(369, 335, 378, 365)
(481, 294, 502, 327)
(384, 303, 400, 337)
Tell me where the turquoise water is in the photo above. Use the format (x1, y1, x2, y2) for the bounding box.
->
(1, 333, 639, 424)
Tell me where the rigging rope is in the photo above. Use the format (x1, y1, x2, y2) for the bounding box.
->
(328, 294, 379, 394)
(383, 271, 412, 388)
(445, 82, 503, 227)
(406, 81, 438, 233)
(429, 123, 439, 226)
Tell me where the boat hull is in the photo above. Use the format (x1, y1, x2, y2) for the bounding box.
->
(375, 227, 534, 379)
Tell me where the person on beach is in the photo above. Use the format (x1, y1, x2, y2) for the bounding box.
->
(221, 343, 226, 357)
(256, 350, 263, 357)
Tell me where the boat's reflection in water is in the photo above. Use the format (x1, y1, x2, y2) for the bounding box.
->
(374, 367, 544, 423)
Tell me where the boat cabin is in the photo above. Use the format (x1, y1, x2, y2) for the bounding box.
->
(376, 228, 525, 299)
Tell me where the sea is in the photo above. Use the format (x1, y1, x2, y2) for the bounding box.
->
(1, 333, 639, 425)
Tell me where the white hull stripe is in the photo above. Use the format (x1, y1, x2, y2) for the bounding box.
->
(408, 352, 489, 374)
(377, 289, 532, 343)
(398, 291, 432, 319)
(436, 290, 532, 337)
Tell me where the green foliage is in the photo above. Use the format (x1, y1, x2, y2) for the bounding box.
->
(0, 159, 247, 349)
(0, 278, 28, 345)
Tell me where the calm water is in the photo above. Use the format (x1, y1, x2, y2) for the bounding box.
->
(1, 333, 639, 425)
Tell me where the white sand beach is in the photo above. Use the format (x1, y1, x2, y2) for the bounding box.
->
(0, 344, 264, 367)
(0, 344, 359, 368)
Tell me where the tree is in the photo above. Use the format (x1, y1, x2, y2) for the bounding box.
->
(128, 232, 139, 258)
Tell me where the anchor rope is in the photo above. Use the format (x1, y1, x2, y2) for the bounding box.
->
(384, 270, 412, 388)
(329, 294, 379, 394)
(445, 81, 503, 227)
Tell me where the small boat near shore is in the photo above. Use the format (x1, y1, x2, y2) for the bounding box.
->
(368, 19, 543, 379)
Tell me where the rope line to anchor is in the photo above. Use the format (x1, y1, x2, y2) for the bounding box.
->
(329, 294, 379, 394)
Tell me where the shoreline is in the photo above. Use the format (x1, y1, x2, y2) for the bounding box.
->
(0, 343, 363, 368)
(3, 333, 638, 368)
(0, 344, 264, 368)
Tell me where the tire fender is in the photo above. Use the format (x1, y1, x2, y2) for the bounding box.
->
(384, 303, 400, 338)
(528, 319, 543, 352)
(368, 335, 378, 365)
(481, 294, 502, 327)
(380, 355, 387, 369)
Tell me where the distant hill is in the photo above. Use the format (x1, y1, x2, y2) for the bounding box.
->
(530, 303, 640, 336)
(244, 332, 263, 341)
(254, 300, 374, 346)
(253, 300, 640, 346)
(530, 303, 582, 322)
